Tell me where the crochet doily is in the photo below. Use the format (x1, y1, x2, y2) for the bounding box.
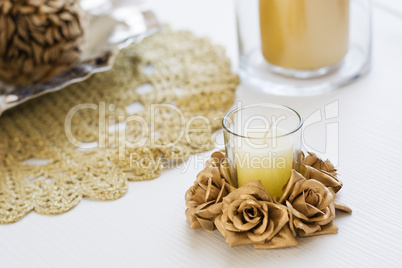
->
(0, 29, 238, 223)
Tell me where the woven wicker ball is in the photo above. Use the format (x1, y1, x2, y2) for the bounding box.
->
(0, 0, 86, 86)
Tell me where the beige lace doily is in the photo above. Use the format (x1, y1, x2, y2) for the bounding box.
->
(0, 29, 238, 223)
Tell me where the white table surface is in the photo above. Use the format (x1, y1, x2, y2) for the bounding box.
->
(1, 0, 402, 267)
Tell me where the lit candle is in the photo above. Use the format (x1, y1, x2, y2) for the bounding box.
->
(235, 127, 293, 197)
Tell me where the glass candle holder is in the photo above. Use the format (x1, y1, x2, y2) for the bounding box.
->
(235, 0, 372, 96)
(222, 104, 303, 198)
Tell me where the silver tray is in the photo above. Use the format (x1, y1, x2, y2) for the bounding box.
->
(0, 0, 160, 115)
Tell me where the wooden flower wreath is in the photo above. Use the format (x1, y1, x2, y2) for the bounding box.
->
(185, 150, 351, 249)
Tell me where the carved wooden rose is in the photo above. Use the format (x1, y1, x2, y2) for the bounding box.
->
(215, 180, 298, 249)
(279, 170, 338, 237)
(185, 151, 235, 231)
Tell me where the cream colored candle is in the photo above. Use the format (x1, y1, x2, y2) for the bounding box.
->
(235, 127, 293, 197)
(259, 0, 350, 70)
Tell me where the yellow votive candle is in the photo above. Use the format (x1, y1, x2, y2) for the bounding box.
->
(259, 0, 350, 70)
(235, 127, 293, 197)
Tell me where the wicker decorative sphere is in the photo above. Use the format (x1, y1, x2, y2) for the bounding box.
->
(0, 0, 86, 86)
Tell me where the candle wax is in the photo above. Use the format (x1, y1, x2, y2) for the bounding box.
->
(235, 127, 293, 197)
(259, 0, 350, 70)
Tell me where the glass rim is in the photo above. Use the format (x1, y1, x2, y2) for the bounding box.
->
(222, 103, 303, 139)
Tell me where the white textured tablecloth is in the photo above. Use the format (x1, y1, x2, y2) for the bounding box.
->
(1, 0, 402, 267)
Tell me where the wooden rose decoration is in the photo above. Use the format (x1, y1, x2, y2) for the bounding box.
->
(185, 150, 351, 249)
(302, 152, 337, 176)
(214, 180, 298, 249)
(207, 150, 231, 182)
(185, 150, 235, 231)
(279, 170, 338, 237)
(301, 152, 343, 193)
